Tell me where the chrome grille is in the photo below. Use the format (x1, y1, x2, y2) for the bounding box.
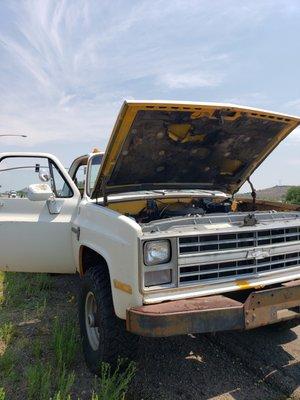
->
(179, 227, 300, 255)
(179, 252, 300, 285)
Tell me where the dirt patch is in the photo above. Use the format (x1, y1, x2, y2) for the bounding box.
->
(1, 274, 299, 400)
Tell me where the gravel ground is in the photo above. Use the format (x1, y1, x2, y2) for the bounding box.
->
(54, 276, 300, 400)
(130, 317, 300, 400)
(2, 274, 299, 400)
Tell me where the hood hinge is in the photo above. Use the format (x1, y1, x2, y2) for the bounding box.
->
(102, 177, 108, 206)
(92, 177, 108, 205)
(247, 178, 257, 211)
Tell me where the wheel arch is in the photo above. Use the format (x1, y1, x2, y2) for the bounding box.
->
(79, 245, 110, 277)
(78, 243, 142, 320)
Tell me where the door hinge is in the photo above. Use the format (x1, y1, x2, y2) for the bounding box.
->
(71, 226, 80, 241)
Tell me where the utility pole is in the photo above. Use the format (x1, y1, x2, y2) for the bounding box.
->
(0, 134, 27, 138)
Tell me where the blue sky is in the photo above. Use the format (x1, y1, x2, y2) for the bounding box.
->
(1, 0, 300, 191)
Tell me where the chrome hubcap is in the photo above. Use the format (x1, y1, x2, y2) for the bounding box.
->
(85, 291, 100, 351)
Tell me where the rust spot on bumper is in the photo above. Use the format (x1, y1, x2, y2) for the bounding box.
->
(244, 279, 300, 329)
(127, 295, 244, 337)
(127, 281, 300, 337)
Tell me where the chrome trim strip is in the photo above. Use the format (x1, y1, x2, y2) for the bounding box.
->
(178, 241, 300, 266)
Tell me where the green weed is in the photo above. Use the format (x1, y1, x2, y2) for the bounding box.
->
(32, 273, 52, 291)
(51, 393, 71, 400)
(53, 318, 78, 371)
(26, 362, 52, 400)
(52, 359, 136, 400)
(32, 338, 43, 359)
(0, 355, 18, 385)
(0, 322, 15, 345)
(0, 272, 4, 306)
(35, 297, 47, 319)
(54, 366, 75, 400)
(27, 336, 76, 400)
(92, 359, 137, 400)
(0, 271, 137, 400)
(1, 272, 52, 308)
(0, 348, 17, 376)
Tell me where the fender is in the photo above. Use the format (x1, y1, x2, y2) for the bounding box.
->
(77, 242, 143, 319)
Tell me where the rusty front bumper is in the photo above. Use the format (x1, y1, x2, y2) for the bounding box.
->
(126, 280, 300, 337)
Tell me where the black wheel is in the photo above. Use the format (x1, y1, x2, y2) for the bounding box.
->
(78, 265, 139, 374)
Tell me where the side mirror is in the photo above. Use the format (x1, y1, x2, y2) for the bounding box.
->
(27, 183, 53, 201)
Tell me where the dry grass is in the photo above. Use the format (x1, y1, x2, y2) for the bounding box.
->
(0, 272, 136, 400)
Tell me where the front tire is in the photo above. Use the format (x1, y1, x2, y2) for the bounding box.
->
(78, 265, 139, 374)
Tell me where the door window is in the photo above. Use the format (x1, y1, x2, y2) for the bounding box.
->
(87, 154, 103, 196)
(0, 156, 73, 199)
(73, 165, 86, 191)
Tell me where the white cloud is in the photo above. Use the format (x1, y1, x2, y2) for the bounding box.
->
(158, 72, 222, 89)
(287, 158, 300, 166)
(0, 0, 300, 154)
(286, 126, 300, 143)
(283, 99, 300, 114)
(58, 94, 77, 107)
(224, 93, 271, 108)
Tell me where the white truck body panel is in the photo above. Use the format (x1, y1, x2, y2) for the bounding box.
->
(1, 103, 300, 322)
(73, 200, 143, 318)
(0, 152, 81, 273)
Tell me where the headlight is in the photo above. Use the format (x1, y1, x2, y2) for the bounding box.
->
(143, 240, 171, 266)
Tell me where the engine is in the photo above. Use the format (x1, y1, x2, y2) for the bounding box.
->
(132, 198, 232, 223)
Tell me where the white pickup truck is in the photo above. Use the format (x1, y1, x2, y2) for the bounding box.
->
(1, 101, 300, 373)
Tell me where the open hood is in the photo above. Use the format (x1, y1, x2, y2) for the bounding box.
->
(91, 101, 300, 199)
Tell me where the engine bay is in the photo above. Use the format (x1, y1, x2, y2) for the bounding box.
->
(107, 196, 232, 224)
(105, 192, 300, 225)
(131, 198, 233, 223)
